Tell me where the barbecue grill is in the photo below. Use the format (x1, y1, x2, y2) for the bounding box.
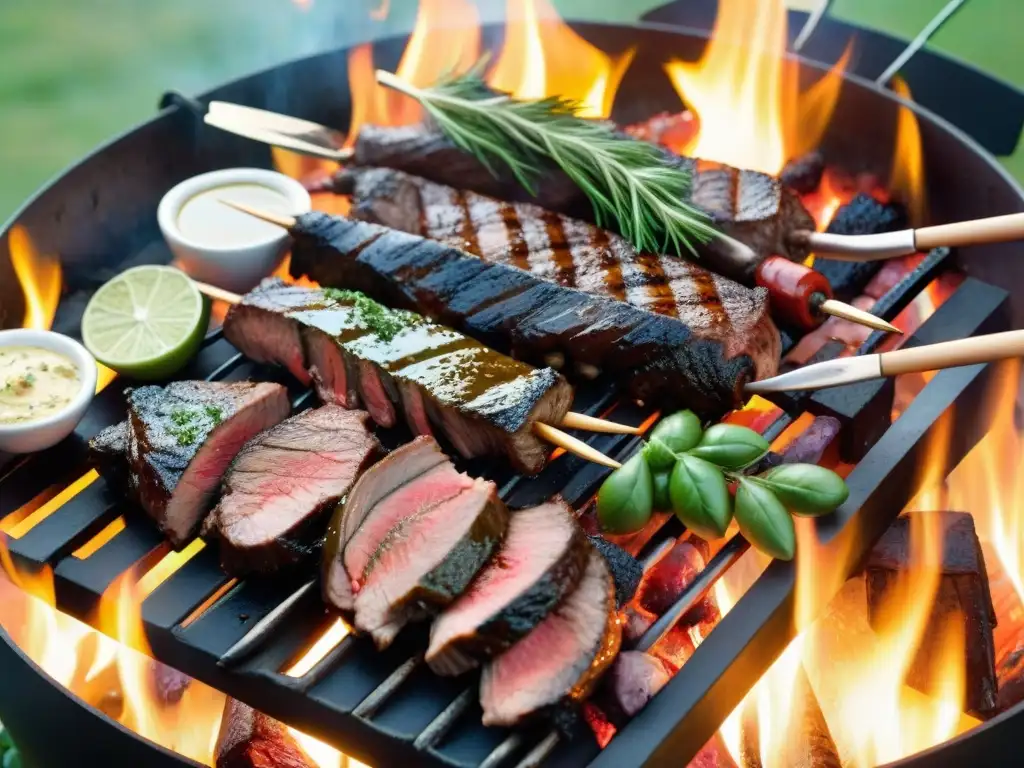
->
(2, 3, 1023, 767)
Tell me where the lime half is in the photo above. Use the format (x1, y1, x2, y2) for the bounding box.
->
(82, 266, 208, 380)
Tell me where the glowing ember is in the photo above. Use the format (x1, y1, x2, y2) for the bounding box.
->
(285, 618, 350, 678)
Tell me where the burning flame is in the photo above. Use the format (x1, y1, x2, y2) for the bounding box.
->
(9, 225, 61, 330)
(890, 76, 928, 226)
(489, 0, 635, 118)
(664, 0, 850, 175)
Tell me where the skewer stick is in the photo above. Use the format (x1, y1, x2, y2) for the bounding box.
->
(220, 199, 297, 228)
(879, 329, 1024, 376)
(188, 278, 635, 458)
(817, 299, 902, 334)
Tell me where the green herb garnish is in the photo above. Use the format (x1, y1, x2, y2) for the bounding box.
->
(324, 287, 417, 342)
(167, 405, 223, 447)
(204, 405, 223, 425)
(375, 68, 718, 257)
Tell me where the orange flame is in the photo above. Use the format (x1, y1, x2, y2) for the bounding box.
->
(890, 76, 928, 226)
(489, 0, 635, 119)
(9, 225, 61, 330)
(664, 0, 850, 175)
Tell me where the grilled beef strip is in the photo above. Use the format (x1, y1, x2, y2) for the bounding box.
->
(427, 497, 590, 676)
(323, 437, 509, 649)
(339, 166, 780, 382)
(96, 381, 291, 547)
(340, 120, 816, 270)
(224, 279, 572, 474)
(289, 213, 761, 416)
(479, 547, 621, 727)
(202, 406, 381, 575)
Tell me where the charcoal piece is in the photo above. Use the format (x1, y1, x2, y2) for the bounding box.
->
(622, 604, 656, 644)
(689, 733, 739, 768)
(589, 535, 643, 608)
(813, 194, 909, 302)
(635, 538, 705, 616)
(781, 151, 825, 195)
(214, 698, 316, 768)
(866, 511, 998, 716)
(598, 651, 673, 726)
(150, 660, 191, 705)
(997, 645, 1024, 712)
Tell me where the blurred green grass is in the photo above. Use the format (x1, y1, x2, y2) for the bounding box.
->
(0, 0, 1021, 221)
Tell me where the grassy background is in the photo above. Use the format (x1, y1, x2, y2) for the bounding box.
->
(0, 0, 1021, 221)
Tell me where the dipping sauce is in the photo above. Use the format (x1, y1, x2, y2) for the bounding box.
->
(0, 346, 82, 424)
(176, 183, 292, 248)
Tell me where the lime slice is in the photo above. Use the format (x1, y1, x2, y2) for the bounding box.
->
(82, 266, 208, 380)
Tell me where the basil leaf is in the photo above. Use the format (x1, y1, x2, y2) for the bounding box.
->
(734, 478, 796, 561)
(650, 410, 702, 454)
(669, 455, 732, 540)
(759, 464, 850, 516)
(643, 437, 679, 472)
(597, 453, 654, 534)
(689, 424, 770, 469)
(652, 470, 672, 510)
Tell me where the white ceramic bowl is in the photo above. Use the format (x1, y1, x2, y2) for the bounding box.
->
(157, 168, 312, 294)
(0, 329, 98, 454)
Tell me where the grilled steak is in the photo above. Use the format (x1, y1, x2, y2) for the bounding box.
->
(340, 167, 780, 381)
(479, 548, 621, 726)
(121, 381, 290, 547)
(224, 279, 572, 474)
(427, 497, 589, 676)
(88, 421, 129, 485)
(341, 120, 816, 267)
(203, 406, 381, 574)
(290, 213, 766, 416)
(323, 437, 510, 648)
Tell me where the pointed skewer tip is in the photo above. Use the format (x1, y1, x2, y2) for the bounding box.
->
(219, 199, 297, 229)
(819, 299, 902, 335)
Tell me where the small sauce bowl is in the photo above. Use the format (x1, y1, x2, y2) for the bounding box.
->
(158, 168, 311, 294)
(0, 329, 98, 454)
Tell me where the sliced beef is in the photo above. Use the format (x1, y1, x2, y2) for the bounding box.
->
(588, 534, 643, 608)
(290, 213, 762, 417)
(353, 476, 508, 649)
(203, 406, 381, 574)
(88, 421, 129, 485)
(125, 381, 290, 547)
(342, 167, 780, 382)
(225, 280, 572, 474)
(214, 698, 315, 768)
(427, 498, 589, 676)
(480, 548, 621, 727)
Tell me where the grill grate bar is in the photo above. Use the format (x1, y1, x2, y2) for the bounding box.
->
(415, 689, 476, 751)
(219, 577, 318, 667)
(352, 653, 424, 719)
(479, 733, 526, 768)
(513, 733, 560, 768)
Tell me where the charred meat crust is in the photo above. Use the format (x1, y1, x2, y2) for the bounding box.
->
(342, 167, 781, 383)
(291, 213, 759, 417)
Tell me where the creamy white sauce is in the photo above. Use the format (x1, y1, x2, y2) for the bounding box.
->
(176, 183, 292, 248)
(0, 346, 81, 424)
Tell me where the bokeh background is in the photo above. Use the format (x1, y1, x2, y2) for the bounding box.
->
(1, 0, 1021, 221)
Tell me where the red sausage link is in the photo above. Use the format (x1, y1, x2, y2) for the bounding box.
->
(755, 256, 832, 330)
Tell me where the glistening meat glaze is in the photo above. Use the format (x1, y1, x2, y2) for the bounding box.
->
(0, 346, 81, 424)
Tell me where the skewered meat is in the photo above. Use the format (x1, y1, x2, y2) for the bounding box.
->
(92, 381, 291, 547)
(427, 497, 589, 676)
(342, 120, 816, 265)
(338, 167, 780, 382)
(289, 214, 766, 417)
(323, 437, 509, 649)
(214, 698, 316, 768)
(202, 406, 381, 574)
(224, 279, 572, 474)
(479, 548, 621, 727)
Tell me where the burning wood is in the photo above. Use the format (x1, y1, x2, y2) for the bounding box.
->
(214, 698, 317, 768)
(865, 511, 998, 716)
(984, 543, 1024, 712)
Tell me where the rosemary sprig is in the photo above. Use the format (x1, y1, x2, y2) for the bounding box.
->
(375, 69, 718, 257)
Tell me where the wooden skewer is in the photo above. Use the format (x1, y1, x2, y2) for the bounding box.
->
(879, 329, 1024, 376)
(189, 278, 636, 463)
(914, 212, 1024, 251)
(818, 298, 901, 335)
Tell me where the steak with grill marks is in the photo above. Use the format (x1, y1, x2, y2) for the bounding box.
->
(340, 120, 816, 267)
(224, 279, 572, 474)
(290, 213, 764, 416)
(339, 167, 779, 381)
(117, 381, 290, 547)
(202, 406, 381, 575)
(427, 497, 589, 677)
(479, 547, 621, 727)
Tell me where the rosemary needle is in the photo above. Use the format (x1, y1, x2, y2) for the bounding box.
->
(375, 69, 718, 257)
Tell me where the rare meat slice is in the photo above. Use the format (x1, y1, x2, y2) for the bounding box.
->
(214, 698, 316, 768)
(480, 549, 622, 727)
(341, 167, 780, 381)
(350, 469, 509, 649)
(427, 498, 589, 676)
(203, 406, 381, 574)
(125, 381, 290, 547)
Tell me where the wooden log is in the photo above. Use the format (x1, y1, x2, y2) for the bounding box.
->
(214, 698, 316, 768)
(983, 543, 1024, 712)
(689, 732, 739, 768)
(865, 511, 998, 716)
